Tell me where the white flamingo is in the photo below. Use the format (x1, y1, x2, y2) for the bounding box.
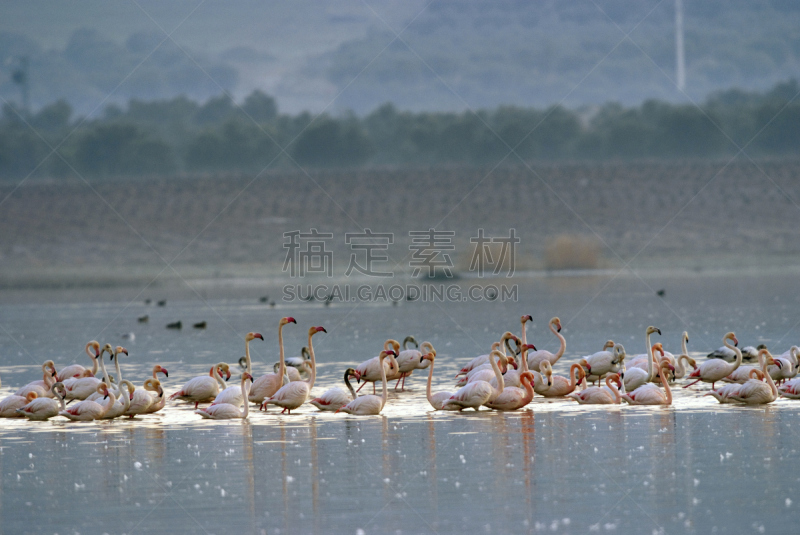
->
(728, 350, 779, 405)
(309, 368, 359, 412)
(125, 379, 161, 417)
(579, 343, 626, 384)
(56, 341, 100, 381)
(767, 346, 799, 384)
(0, 391, 38, 417)
(213, 333, 264, 406)
(684, 332, 742, 390)
(59, 383, 117, 421)
(262, 326, 326, 414)
(419, 350, 458, 410)
(337, 350, 397, 415)
(778, 376, 800, 399)
(14, 361, 58, 398)
(706, 373, 753, 404)
(536, 361, 585, 397)
(526, 317, 566, 372)
(355, 339, 400, 394)
(170, 363, 230, 408)
(195, 373, 253, 420)
(486, 371, 535, 411)
(100, 380, 134, 419)
(16, 382, 67, 420)
(455, 332, 519, 377)
(442, 349, 506, 411)
(249, 317, 296, 405)
(622, 361, 673, 406)
(623, 326, 662, 391)
(568, 373, 622, 405)
(394, 337, 434, 391)
(64, 370, 103, 401)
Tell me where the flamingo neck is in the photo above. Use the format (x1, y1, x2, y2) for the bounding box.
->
(521, 375, 534, 403)
(304, 332, 317, 389)
(214, 366, 226, 390)
(114, 352, 123, 385)
(552, 321, 566, 360)
(659, 367, 672, 404)
(606, 376, 621, 403)
(344, 372, 356, 400)
(98, 352, 111, 384)
(244, 339, 252, 375)
(101, 390, 117, 417)
(426, 359, 435, 405)
(277, 324, 286, 382)
(241, 377, 250, 418)
(490, 352, 504, 395)
(645, 331, 654, 381)
(723, 336, 743, 372)
(681, 335, 688, 358)
(379, 356, 388, 410)
(120, 383, 131, 412)
(760, 354, 779, 400)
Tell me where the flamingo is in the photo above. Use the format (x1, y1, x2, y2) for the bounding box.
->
(623, 326, 662, 391)
(0, 391, 38, 417)
(284, 346, 312, 374)
(213, 333, 263, 405)
(195, 373, 253, 419)
(355, 339, 400, 394)
(579, 343, 626, 384)
(706, 373, 754, 404)
(86, 345, 126, 401)
(455, 332, 519, 377)
(249, 317, 296, 405)
(100, 380, 134, 419)
(64, 370, 103, 401)
(262, 326, 326, 414)
(526, 317, 566, 372)
(394, 337, 434, 391)
(336, 350, 397, 415)
(59, 383, 117, 421)
(273, 362, 303, 382)
(442, 349, 506, 411)
(727, 350, 779, 404)
(536, 361, 585, 397)
(622, 361, 674, 406)
(419, 350, 458, 410)
(568, 373, 622, 405)
(124, 379, 161, 417)
(684, 332, 742, 390)
(778, 376, 800, 399)
(16, 382, 67, 420)
(767, 346, 799, 384)
(672, 333, 696, 380)
(486, 371, 535, 411)
(707, 344, 761, 362)
(56, 341, 100, 381)
(14, 361, 58, 398)
(459, 351, 514, 387)
(170, 363, 230, 408)
(309, 368, 359, 412)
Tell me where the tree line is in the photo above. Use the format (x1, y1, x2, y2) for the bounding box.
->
(1, 80, 799, 178)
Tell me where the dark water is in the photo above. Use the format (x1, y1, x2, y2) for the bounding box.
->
(1, 271, 799, 534)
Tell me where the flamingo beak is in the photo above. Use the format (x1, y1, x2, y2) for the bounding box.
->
(317, 326, 327, 333)
(162, 368, 169, 377)
(287, 317, 297, 324)
(254, 333, 264, 340)
(122, 349, 128, 356)
(733, 337, 739, 347)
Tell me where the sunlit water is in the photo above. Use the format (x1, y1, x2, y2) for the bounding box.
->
(1, 271, 799, 534)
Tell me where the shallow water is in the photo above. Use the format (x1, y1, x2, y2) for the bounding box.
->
(1, 271, 799, 534)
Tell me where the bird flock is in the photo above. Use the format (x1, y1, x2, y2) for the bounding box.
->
(2, 315, 799, 421)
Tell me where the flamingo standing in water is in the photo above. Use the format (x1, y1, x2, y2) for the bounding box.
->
(526, 317, 566, 372)
(443, 349, 506, 411)
(56, 341, 100, 381)
(767, 346, 799, 385)
(262, 326, 326, 414)
(64, 370, 103, 402)
(213, 333, 263, 406)
(727, 349, 779, 405)
(170, 363, 230, 408)
(14, 361, 58, 398)
(195, 373, 253, 419)
(455, 332, 519, 377)
(100, 380, 134, 419)
(125, 379, 161, 417)
(310, 368, 359, 412)
(622, 326, 661, 391)
(684, 332, 742, 390)
(579, 343, 626, 385)
(568, 373, 622, 405)
(622, 361, 674, 406)
(0, 391, 38, 417)
(536, 361, 585, 397)
(249, 317, 296, 405)
(706, 373, 753, 404)
(337, 350, 397, 415)
(486, 371, 535, 411)
(355, 339, 400, 394)
(59, 384, 117, 421)
(16, 382, 67, 420)
(394, 337, 433, 391)
(420, 350, 458, 410)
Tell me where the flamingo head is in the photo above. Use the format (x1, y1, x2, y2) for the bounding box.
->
(579, 358, 591, 373)
(652, 343, 664, 357)
(243, 372, 254, 382)
(646, 326, 661, 336)
(521, 343, 537, 354)
(607, 373, 622, 389)
(90, 340, 101, 357)
(724, 332, 738, 347)
(507, 356, 518, 370)
(421, 351, 436, 363)
(521, 314, 533, 324)
(217, 364, 231, 381)
(310, 326, 327, 336)
(247, 332, 264, 342)
(345, 368, 360, 383)
(101, 343, 114, 358)
(116, 346, 128, 356)
(43, 360, 57, 376)
(683, 331, 689, 344)
(603, 340, 615, 351)
(552, 317, 562, 332)
(281, 317, 297, 326)
(154, 365, 169, 378)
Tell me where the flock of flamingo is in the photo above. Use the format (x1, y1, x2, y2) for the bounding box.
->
(1, 315, 799, 421)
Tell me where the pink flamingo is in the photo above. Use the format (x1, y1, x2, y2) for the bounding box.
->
(262, 326, 326, 414)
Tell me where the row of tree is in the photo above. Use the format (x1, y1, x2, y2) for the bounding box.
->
(1, 80, 799, 178)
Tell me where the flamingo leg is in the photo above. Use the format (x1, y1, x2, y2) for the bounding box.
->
(394, 377, 403, 391)
(356, 382, 366, 393)
(373, 383, 376, 395)
(683, 379, 701, 389)
(402, 374, 407, 391)
(195, 402, 199, 409)
(280, 408, 286, 414)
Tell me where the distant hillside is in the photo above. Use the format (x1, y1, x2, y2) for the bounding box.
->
(0, 0, 799, 114)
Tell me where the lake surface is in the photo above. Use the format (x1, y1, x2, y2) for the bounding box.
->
(1, 270, 799, 534)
